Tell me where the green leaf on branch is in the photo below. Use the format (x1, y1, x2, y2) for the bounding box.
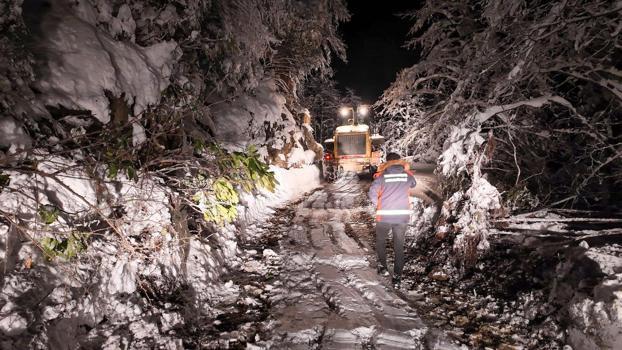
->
(193, 144, 278, 225)
(40, 232, 89, 261)
(107, 163, 119, 179)
(0, 172, 10, 188)
(38, 205, 60, 225)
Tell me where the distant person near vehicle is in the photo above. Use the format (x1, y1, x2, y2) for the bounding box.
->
(368, 152, 416, 289)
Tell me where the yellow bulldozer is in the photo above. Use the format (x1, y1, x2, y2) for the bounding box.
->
(322, 120, 384, 180)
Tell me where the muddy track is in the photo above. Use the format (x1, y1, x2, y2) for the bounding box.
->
(196, 172, 461, 349)
(263, 175, 460, 349)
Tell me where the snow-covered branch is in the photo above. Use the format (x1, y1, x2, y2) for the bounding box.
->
(377, 0, 621, 209)
(474, 95, 575, 123)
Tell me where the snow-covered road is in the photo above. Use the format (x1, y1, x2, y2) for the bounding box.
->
(262, 175, 458, 349)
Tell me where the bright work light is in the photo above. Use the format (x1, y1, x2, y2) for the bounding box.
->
(357, 105, 369, 117)
(339, 107, 351, 117)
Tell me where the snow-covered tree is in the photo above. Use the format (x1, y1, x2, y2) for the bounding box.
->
(102, 0, 350, 99)
(376, 0, 622, 267)
(299, 75, 342, 142)
(378, 0, 622, 208)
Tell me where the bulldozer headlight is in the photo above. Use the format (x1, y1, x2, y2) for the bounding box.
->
(339, 107, 351, 118)
(357, 105, 369, 117)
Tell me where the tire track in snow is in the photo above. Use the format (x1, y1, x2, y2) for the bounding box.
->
(344, 221, 369, 251)
(263, 175, 462, 350)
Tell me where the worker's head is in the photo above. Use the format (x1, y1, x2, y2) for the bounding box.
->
(386, 152, 401, 161)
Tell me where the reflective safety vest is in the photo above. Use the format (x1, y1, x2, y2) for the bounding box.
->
(368, 164, 417, 223)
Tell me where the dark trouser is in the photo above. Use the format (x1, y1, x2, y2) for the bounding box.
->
(375, 222, 407, 277)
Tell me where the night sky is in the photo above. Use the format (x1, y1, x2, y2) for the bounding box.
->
(333, 1, 420, 104)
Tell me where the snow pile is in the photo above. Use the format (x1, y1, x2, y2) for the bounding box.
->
(240, 164, 321, 224)
(554, 244, 622, 349)
(35, 0, 179, 123)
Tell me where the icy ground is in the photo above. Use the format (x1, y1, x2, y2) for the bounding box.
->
(203, 175, 462, 350)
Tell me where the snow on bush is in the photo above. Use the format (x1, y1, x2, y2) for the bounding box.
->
(432, 122, 503, 265)
(451, 176, 501, 263)
(438, 125, 485, 178)
(377, 0, 622, 208)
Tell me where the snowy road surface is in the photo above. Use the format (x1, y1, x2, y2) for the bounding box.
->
(264, 174, 458, 349)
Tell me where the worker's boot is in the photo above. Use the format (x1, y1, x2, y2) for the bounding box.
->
(377, 265, 389, 277)
(392, 276, 401, 289)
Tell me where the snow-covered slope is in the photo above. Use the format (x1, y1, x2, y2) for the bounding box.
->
(0, 1, 326, 348)
(0, 164, 319, 348)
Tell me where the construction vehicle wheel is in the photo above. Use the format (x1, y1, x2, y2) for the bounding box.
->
(323, 165, 336, 182)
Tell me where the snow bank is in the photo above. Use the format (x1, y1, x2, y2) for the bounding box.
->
(240, 164, 321, 224)
(0, 153, 320, 349)
(35, 1, 178, 123)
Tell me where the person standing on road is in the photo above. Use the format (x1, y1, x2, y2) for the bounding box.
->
(368, 152, 416, 289)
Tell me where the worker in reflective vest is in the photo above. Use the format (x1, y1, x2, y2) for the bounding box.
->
(368, 152, 416, 289)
